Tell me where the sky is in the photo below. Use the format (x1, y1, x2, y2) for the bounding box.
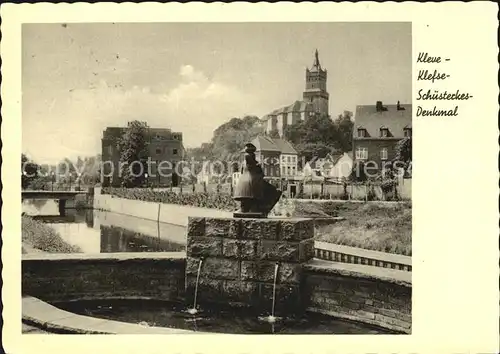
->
(22, 22, 411, 164)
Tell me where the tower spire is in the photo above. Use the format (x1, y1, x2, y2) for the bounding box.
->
(312, 49, 321, 70)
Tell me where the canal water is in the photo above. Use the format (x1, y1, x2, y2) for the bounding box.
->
(22, 200, 186, 253)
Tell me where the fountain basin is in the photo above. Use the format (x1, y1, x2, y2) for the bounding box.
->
(27, 298, 398, 334)
(22, 252, 411, 334)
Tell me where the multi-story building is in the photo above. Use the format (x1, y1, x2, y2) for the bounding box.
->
(303, 152, 354, 181)
(101, 122, 184, 187)
(263, 49, 330, 137)
(238, 136, 298, 179)
(352, 101, 412, 170)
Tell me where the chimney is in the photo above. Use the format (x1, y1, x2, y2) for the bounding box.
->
(376, 101, 383, 112)
(397, 101, 405, 111)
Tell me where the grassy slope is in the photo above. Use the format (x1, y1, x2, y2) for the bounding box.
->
(313, 201, 412, 256)
(22, 215, 82, 253)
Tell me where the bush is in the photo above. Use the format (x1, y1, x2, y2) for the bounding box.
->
(22, 215, 82, 253)
(102, 187, 238, 211)
(366, 184, 377, 201)
(380, 179, 396, 194)
(74, 198, 90, 210)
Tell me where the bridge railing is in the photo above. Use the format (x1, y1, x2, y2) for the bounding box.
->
(314, 241, 412, 272)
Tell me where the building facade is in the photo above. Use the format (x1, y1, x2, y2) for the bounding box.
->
(101, 123, 184, 187)
(352, 101, 412, 171)
(302, 152, 353, 181)
(237, 136, 299, 181)
(264, 49, 330, 137)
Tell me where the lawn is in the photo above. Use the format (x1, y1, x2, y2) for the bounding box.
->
(22, 215, 82, 253)
(313, 201, 412, 256)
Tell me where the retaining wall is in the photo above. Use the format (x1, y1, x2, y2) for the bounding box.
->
(22, 253, 185, 302)
(304, 260, 412, 333)
(93, 187, 232, 227)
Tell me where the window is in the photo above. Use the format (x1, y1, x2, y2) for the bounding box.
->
(287, 166, 291, 175)
(155, 147, 162, 154)
(173, 148, 178, 155)
(292, 156, 296, 163)
(173, 134, 179, 140)
(282, 155, 286, 162)
(355, 147, 368, 160)
(107, 146, 113, 155)
(357, 129, 366, 138)
(281, 167, 286, 176)
(380, 128, 388, 138)
(287, 156, 291, 163)
(380, 148, 388, 160)
(404, 128, 412, 137)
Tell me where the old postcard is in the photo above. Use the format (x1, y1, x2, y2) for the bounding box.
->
(1, 2, 498, 354)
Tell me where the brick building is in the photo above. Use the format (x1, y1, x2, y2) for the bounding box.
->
(101, 123, 184, 187)
(352, 101, 412, 170)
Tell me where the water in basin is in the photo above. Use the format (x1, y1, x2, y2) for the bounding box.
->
(22, 200, 186, 253)
(50, 299, 397, 334)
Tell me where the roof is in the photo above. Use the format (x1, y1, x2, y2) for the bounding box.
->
(353, 103, 412, 139)
(249, 136, 298, 155)
(306, 152, 343, 169)
(262, 100, 314, 121)
(309, 49, 326, 73)
(273, 138, 298, 155)
(103, 126, 182, 139)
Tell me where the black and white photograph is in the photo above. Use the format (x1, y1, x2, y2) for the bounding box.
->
(1, 2, 497, 353)
(19, 21, 413, 335)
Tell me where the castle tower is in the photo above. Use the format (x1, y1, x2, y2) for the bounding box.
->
(303, 49, 329, 117)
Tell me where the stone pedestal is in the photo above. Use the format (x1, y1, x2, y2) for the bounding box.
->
(185, 217, 315, 315)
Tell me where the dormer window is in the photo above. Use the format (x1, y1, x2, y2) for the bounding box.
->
(357, 128, 367, 138)
(380, 127, 389, 138)
(403, 127, 412, 137)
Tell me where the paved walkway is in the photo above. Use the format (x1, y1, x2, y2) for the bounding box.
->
(305, 259, 411, 286)
(22, 296, 196, 334)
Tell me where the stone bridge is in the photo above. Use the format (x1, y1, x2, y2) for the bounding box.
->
(22, 190, 88, 215)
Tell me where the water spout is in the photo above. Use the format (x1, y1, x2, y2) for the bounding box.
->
(187, 258, 203, 315)
(270, 261, 279, 320)
(259, 262, 281, 325)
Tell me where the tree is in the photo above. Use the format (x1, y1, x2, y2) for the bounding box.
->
(75, 156, 84, 181)
(349, 160, 368, 182)
(283, 114, 341, 162)
(333, 111, 354, 152)
(210, 115, 264, 160)
(21, 154, 40, 189)
(295, 142, 335, 165)
(118, 121, 149, 187)
(392, 137, 412, 177)
(268, 129, 281, 139)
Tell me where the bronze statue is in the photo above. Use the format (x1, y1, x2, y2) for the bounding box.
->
(233, 143, 281, 218)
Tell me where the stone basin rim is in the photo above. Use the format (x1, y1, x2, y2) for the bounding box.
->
(22, 296, 398, 335)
